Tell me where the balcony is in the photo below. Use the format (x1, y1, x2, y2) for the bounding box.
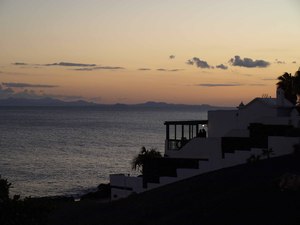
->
(164, 120, 208, 151)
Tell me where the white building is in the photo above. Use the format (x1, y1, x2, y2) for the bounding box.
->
(110, 88, 300, 200)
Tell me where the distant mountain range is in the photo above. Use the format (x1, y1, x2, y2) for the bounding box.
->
(0, 97, 96, 107)
(0, 97, 233, 110)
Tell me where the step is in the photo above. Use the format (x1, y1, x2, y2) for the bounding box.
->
(146, 182, 162, 190)
(159, 176, 179, 185)
(224, 151, 251, 164)
(176, 168, 201, 179)
(250, 148, 264, 155)
(197, 161, 213, 173)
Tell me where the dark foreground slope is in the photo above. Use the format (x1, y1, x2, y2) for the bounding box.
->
(48, 154, 300, 225)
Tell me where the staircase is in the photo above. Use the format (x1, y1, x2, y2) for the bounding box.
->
(111, 136, 299, 200)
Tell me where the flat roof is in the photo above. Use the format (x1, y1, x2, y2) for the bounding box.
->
(164, 120, 208, 125)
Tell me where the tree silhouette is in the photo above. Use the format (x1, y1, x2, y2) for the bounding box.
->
(277, 68, 300, 105)
(0, 175, 11, 202)
(277, 72, 297, 104)
(131, 146, 162, 174)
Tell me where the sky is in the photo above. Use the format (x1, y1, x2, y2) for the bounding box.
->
(0, 0, 300, 106)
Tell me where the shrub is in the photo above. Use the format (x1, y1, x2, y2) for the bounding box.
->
(131, 146, 162, 174)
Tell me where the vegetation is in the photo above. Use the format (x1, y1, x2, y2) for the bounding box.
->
(80, 183, 111, 200)
(246, 154, 261, 164)
(247, 148, 275, 164)
(0, 175, 54, 225)
(261, 148, 274, 159)
(277, 68, 300, 105)
(131, 146, 162, 174)
(0, 175, 11, 202)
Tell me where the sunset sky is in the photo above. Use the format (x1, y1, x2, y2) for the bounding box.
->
(0, 0, 299, 106)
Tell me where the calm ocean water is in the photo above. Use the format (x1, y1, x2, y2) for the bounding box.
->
(0, 107, 207, 197)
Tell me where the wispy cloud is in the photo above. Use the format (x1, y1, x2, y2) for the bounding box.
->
(216, 64, 228, 70)
(157, 68, 183, 72)
(2, 82, 58, 88)
(274, 59, 285, 64)
(197, 83, 267, 87)
(197, 83, 241, 87)
(0, 85, 42, 99)
(11, 61, 125, 71)
(12, 62, 28, 66)
(44, 62, 96, 67)
(72, 68, 94, 71)
(138, 68, 152, 71)
(0, 85, 14, 98)
(229, 56, 270, 68)
(248, 83, 266, 86)
(95, 66, 124, 70)
(73, 66, 125, 71)
(0, 84, 82, 101)
(186, 57, 213, 69)
(262, 78, 276, 81)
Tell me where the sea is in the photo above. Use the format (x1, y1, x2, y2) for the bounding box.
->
(0, 107, 207, 198)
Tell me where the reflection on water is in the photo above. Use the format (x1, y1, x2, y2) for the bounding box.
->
(0, 107, 206, 197)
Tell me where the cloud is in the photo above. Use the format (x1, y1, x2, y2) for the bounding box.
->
(2, 82, 58, 88)
(12, 62, 28, 66)
(248, 83, 266, 86)
(138, 68, 151, 71)
(72, 68, 94, 71)
(73, 66, 125, 71)
(156, 68, 183, 72)
(11, 61, 125, 71)
(0, 85, 14, 98)
(216, 64, 228, 70)
(169, 55, 175, 59)
(186, 57, 212, 69)
(275, 59, 285, 64)
(197, 83, 266, 87)
(95, 66, 124, 70)
(262, 78, 276, 81)
(45, 62, 96, 67)
(186, 59, 194, 65)
(197, 83, 241, 87)
(229, 56, 270, 68)
(0, 85, 41, 99)
(0, 84, 82, 101)
(169, 69, 183, 72)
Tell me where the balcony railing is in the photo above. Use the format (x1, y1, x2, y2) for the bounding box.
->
(164, 120, 208, 151)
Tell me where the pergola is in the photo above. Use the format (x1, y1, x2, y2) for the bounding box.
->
(164, 120, 208, 150)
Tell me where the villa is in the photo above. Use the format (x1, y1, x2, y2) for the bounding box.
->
(110, 87, 300, 200)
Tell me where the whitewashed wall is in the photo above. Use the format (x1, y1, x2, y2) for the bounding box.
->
(268, 136, 299, 156)
(166, 137, 222, 160)
(237, 100, 277, 130)
(208, 110, 238, 137)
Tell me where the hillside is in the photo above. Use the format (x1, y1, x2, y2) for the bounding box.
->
(0, 97, 96, 106)
(48, 154, 300, 225)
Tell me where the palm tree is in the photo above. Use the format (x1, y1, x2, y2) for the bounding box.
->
(294, 68, 300, 103)
(277, 72, 297, 105)
(131, 146, 162, 174)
